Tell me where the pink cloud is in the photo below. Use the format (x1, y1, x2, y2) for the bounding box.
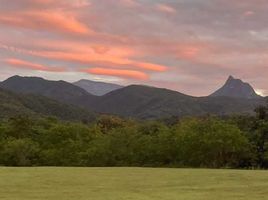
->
(5, 58, 66, 72)
(134, 62, 167, 72)
(120, 0, 140, 7)
(83, 68, 149, 80)
(155, 3, 176, 14)
(243, 10, 255, 17)
(0, 40, 169, 73)
(0, 10, 92, 35)
(0, 0, 91, 9)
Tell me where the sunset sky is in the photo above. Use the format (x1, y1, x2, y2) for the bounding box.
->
(0, 0, 267, 96)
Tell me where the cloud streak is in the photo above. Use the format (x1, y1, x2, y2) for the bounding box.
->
(0, 10, 92, 35)
(5, 58, 66, 72)
(155, 3, 176, 14)
(83, 68, 149, 80)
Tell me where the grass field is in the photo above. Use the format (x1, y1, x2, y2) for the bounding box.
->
(0, 167, 267, 200)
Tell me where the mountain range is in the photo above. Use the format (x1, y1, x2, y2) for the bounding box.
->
(0, 75, 266, 120)
(90, 85, 263, 119)
(0, 76, 98, 108)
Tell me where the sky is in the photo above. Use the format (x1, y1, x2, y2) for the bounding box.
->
(0, 0, 267, 96)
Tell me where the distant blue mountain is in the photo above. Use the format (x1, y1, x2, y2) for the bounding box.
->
(73, 79, 123, 96)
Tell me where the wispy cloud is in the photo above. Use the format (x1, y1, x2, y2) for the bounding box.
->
(82, 68, 149, 80)
(5, 58, 66, 72)
(0, 11, 92, 35)
(155, 3, 176, 14)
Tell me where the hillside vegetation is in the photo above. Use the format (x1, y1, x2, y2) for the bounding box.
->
(0, 103, 268, 168)
(0, 88, 95, 121)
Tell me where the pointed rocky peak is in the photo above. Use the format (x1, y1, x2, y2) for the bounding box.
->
(225, 75, 244, 85)
(227, 75, 234, 80)
(226, 75, 235, 82)
(210, 76, 261, 99)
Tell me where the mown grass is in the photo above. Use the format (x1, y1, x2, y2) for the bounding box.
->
(0, 167, 267, 200)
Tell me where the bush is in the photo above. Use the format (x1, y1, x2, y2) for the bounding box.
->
(0, 138, 40, 166)
(174, 118, 250, 168)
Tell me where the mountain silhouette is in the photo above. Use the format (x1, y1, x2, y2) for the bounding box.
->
(211, 76, 261, 99)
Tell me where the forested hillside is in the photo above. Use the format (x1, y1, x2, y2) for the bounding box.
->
(0, 88, 95, 121)
(0, 103, 267, 168)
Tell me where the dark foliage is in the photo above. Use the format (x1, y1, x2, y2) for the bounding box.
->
(0, 88, 95, 121)
(0, 110, 268, 168)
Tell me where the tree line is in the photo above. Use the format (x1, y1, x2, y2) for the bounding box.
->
(0, 104, 267, 168)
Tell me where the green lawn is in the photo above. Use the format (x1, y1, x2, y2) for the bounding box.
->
(0, 167, 267, 200)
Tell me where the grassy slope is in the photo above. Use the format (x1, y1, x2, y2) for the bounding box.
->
(0, 168, 267, 200)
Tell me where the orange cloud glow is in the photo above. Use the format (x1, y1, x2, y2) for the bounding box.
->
(34, 51, 168, 72)
(120, 0, 140, 7)
(134, 62, 167, 71)
(6, 58, 66, 72)
(0, 42, 169, 73)
(35, 51, 133, 65)
(177, 46, 201, 59)
(155, 4, 176, 14)
(0, 10, 92, 35)
(83, 68, 149, 80)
